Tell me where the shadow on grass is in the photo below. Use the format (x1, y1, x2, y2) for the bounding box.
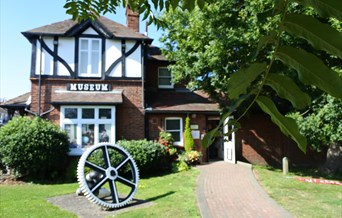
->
(260, 166, 342, 181)
(144, 191, 176, 202)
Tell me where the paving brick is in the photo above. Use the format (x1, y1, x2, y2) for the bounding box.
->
(196, 161, 293, 218)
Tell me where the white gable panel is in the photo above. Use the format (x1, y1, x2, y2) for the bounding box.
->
(57, 38, 75, 76)
(35, 37, 54, 75)
(82, 27, 98, 35)
(106, 39, 122, 76)
(126, 41, 141, 77)
(109, 63, 122, 77)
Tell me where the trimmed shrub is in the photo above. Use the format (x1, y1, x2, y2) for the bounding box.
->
(117, 139, 170, 175)
(0, 116, 70, 180)
(184, 116, 195, 152)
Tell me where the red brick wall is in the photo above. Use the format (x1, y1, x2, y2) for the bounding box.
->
(145, 61, 187, 89)
(30, 78, 145, 140)
(126, 6, 139, 32)
(236, 113, 326, 167)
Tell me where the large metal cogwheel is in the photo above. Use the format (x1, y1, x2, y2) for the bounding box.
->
(77, 143, 139, 209)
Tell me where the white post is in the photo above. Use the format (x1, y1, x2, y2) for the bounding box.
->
(282, 157, 289, 175)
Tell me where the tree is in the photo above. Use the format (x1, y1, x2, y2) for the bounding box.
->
(184, 116, 195, 151)
(289, 95, 342, 173)
(64, 0, 342, 153)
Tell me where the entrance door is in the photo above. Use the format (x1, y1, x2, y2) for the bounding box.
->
(224, 117, 236, 164)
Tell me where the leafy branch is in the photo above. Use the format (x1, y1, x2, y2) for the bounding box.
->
(203, 0, 342, 152)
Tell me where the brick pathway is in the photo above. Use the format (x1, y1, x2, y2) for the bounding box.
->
(196, 161, 293, 218)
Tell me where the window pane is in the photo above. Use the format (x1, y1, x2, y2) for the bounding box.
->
(159, 78, 172, 86)
(65, 108, 77, 119)
(64, 124, 78, 148)
(82, 108, 94, 119)
(159, 68, 171, 77)
(170, 131, 180, 142)
(166, 119, 180, 130)
(99, 109, 111, 119)
(80, 51, 88, 74)
(99, 124, 111, 142)
(92, 40, 100, 50)
(82, 124, 94, 147)
(80, 40, 88, 50)
(91, 51, 100, 75)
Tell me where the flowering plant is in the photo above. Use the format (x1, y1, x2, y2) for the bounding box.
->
(184, 150, 202, 165)
(158, 131, 174, 147)
(158, 131, 178, 160)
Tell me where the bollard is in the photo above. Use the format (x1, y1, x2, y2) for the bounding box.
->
(282, 157, 289, 175)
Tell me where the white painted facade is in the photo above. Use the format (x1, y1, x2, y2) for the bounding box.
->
(33, 28, 142, 78)
(35, 37, 54, 76)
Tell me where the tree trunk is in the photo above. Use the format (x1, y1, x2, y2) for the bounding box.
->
(319, 142, 342, 175)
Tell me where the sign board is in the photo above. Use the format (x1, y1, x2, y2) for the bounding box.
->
(67, 83, 112, 92)
(191, 130, 200, 139)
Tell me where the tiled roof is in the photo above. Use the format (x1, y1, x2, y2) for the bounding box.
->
(146, 45, 167, 61)
(145, 89, 219, 113)
(22, 16, 152, 41)
(51, 91, 123, 105)
(0, 92, 31, 108)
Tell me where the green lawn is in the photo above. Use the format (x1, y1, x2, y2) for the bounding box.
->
(1, 166, 341, 218)
(253, 166, 342, 218)
(0, 183, 79, 218)
(0, 169, 200, 218)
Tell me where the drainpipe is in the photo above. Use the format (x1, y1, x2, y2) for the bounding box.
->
(141, 42, 145, 110)
(37, 35, 43, 117)
(142, 42, 147, 138)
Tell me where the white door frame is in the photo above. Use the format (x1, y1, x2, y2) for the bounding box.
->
(224, 116, 236, 164)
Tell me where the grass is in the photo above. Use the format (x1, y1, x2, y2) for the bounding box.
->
(0, 183, 79, 218)
(2, 165, 340, 218)
(116, 169, 200, 218)
(253, 166, 342, 218)
(0, 169, 200, 218)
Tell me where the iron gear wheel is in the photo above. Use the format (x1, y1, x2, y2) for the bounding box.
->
(77, 143, 139, 209)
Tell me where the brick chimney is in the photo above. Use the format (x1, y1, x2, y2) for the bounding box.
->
(126, 5, 139, 32)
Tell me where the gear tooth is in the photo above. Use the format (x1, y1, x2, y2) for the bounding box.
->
(77, 143, 139, 209)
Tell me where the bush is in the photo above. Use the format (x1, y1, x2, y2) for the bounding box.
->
(0, 116, 70, 180)
(184, 116, 195, 152)
(172, 151, 202, 172)
(117, 139, 170, 176)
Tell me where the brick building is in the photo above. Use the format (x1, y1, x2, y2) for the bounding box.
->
(1, 8, 325, 166)
(14, 8, 219, 157)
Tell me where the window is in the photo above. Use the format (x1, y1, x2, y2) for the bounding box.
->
(61, 106, 115, 155)
(79, 38, 101, 77)
(158, 67, 173, 88)
(165, 117, 183, 146)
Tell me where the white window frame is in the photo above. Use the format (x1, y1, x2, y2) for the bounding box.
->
(60, 106, 115, 156)
(158, 67, 174, 89)
(165, 117, 183, 146)
(78, 38, 102, 77)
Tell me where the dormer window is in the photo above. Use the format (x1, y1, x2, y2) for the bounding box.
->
(158, 67, 174, 89)
(79, 38, 101, 77)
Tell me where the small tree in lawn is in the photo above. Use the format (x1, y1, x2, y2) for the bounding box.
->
(184, 116, 195, 152)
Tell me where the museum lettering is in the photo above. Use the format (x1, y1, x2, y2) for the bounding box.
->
(67, 83, 112, 92)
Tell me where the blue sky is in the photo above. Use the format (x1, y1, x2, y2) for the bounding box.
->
(0, 0, 163, 100)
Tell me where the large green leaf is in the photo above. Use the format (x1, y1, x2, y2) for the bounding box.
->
(275, 46, 342, 98)
(256, 96, 307, 153)
(201, 126, 219, 149)
(265, 73, 311, 109)
(282, 14, 342, 58)
(202, 94, 248, 148)
(227, 62, 267, 99)
(295, 0, 342, 20)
